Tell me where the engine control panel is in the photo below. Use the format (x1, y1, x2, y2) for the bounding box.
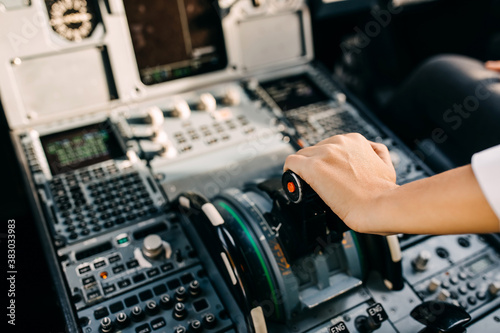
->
(1, 1, 499, 332)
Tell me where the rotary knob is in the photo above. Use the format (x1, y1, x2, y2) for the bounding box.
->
(428, 278, 441, 293)
(189, 280, 201, 297)
(203, 313, 217, 329)
(142, 234, 164, 259)
(175, 286, 188, 302)
(145, 300, 159, 315)
(223, 86, 241, 106)
(130, 305, 145, 322)
(437, 289, 451, 301)
(198, 93, 217, 111)
(190, 319, 203, 332)
(172, 100, 191, 119)
(160, 294, 174, 309)
(115, 312, 129, 329)
(488, 281, 500, 296)
(145, 106, 164, 128)
(173, 302, 188, 320)
(412, 250, 431, 272)
(100, 317, 114, 333)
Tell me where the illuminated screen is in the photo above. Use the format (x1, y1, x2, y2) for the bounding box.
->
(123, 0, 227, 85)
(260, 75, 330, 111)
(40, 123, 124, 175)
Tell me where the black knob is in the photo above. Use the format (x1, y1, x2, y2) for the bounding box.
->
(160, 294, 174, 309)
(115, 312, 129, 329)
(203, 313, 217, 329)
(410, 301, 471, 333)
(175, 249, 184, 262)
(176, 286, 188, 302)
(190, 319, 203, 332)
(282, 170, 310, 203)
(355, 315, 380, 333)
(173, 302, 188, 320)
(189, 280, 201, 297)
(100, 317, 114, 333)
(130, 305, 145, 322)
(145, 300, 160, 315)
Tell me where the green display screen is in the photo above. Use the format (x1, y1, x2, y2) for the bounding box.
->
(40, 123, 124, 175)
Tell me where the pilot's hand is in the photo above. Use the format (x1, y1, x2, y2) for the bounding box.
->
(283, 133, 398, 234)
(485, 60, 500, 73)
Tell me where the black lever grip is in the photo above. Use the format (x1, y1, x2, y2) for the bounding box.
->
(282, 170, 314, 203)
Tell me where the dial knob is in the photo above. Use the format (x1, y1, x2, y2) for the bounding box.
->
(100, 317, 114, 333)
(145, 300, 159, 315)
(172, 100, 191, 119)
(175, 286, 188, 302)
(130, 305, 144, 322)
(145, 106, 164, 128)
(173, 302, 188, 320)
(203, 313, 217, 329)
(412, 250, 431, 271)
(190, 319, 203, 332)
(189, 280, 201, 297)
(174, 326, 187, 333)
(428, 278, 441, 293)
(115, 312, 129, 329)
(160, 294, 174, 309)
(488, 281, 500, 295)
(354, 315, 379, 333)
(437, 289, 451, 301)
(198, 93, 217, 111)
(143, 234, 164, 259)
(223, 86, 241, 106)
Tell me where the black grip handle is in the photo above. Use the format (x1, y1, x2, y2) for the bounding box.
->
(282, 170, 314, 203)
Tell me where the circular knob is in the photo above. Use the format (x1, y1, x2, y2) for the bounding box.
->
(130, 305, 145, 322)
(189, 280, 201, 297)
(437, 289, 451, 301)
(115, 312, 129, 329)
(145, 106, 164, 128)
(488, 281, 500, 296)
(190, 319, 203, 332)
(198, 93, 217, 111)
(354, 315, 379, 333)
(428, 278, 441, 293)
(174, 326, 187, 333)
(172, 100, 191, 119)
(143, 234, 164, 259)
(160, 294, 174, 309)
(203, 313, 217, 329)
(100, 317, 114, 333)
(173, 302, 188, 320)
(223, 86, 241, 106)
(412, 250, 431, 271)
(175, 286, 188, 302)
(145, 300, 159, 315)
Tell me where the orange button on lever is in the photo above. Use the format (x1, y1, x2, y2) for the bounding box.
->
(287, 181, 296, 193)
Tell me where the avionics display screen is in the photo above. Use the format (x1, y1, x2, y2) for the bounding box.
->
(260, 74, 330, 111)
(40, 123, 124, 175)
(123, 0, 227, 85)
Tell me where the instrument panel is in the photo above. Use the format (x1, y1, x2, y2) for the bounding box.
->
(0, 1, 499, 332)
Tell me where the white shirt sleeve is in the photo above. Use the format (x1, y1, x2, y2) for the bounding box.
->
(471, 145, 500, 221)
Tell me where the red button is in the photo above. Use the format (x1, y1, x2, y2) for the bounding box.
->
(287, 182, 296, 193)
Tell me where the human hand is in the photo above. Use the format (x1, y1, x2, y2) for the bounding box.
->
(485, 60, 500, 73)
(283, 133, 398, 234)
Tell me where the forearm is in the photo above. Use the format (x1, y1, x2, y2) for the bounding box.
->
(364, 165, 500, 235)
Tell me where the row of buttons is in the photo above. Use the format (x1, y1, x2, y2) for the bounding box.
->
(78, 254, 121, 275)
(99, 311, 217, 333)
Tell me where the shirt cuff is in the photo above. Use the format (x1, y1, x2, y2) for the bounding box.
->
(471, 145, 500, 222)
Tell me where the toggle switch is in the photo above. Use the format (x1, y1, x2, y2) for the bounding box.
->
(198, 93, 217, 111)
(172, 100, 191, 119)
(412, 250, 431, 272)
